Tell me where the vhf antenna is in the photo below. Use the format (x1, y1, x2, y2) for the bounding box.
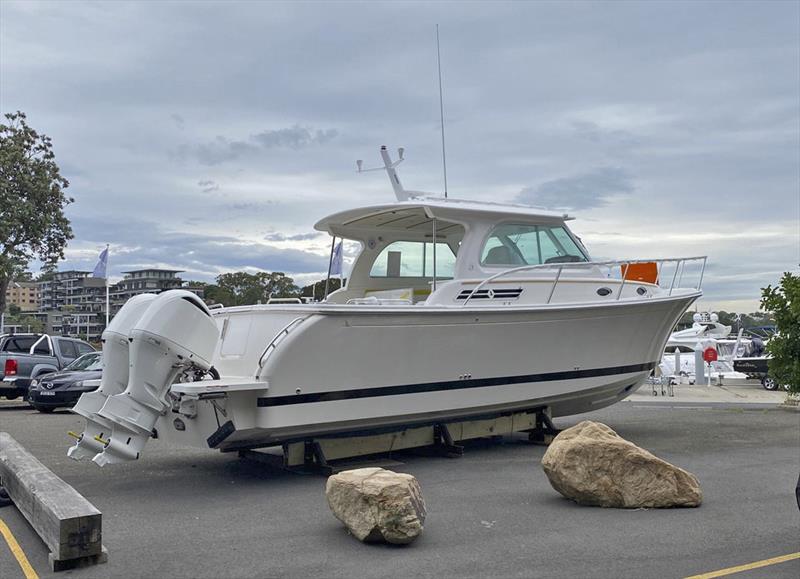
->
(436, 24, 448, 199)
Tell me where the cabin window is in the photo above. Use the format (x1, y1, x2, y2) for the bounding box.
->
(481, 224, 587, 267)
(370, 241, 456, 278)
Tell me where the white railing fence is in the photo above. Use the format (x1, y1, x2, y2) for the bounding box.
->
(462, 256, 707, 307)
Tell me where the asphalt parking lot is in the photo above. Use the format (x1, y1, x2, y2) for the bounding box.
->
(1, 397, 798, 579)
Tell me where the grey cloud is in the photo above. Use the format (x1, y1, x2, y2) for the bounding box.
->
(230, 201, 274, 212)
(185, 138, 259, 166)
(177, 125, 339, 166)
(570, 121, 641, 148)
(264, 232, 320, 242)
(252, 126, 338, 149)
(515, 167, 634, 210)
(170, 113, 185, 129)
(197, 179, 219, 193)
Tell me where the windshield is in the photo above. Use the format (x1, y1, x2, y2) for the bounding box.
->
(66, 352, 103, 371)
(481, 224, 588, 267)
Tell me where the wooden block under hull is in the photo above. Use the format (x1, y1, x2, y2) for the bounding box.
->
(282, 409, 545, 467)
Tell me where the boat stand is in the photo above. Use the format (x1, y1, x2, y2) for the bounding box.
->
(238, 440, 335, 475)
(238, 407, 558, 475)
(527, 408, 561, 445)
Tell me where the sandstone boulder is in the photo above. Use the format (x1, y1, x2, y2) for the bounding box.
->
(325, 467, 426, 544)
(541, 421, 702, 508)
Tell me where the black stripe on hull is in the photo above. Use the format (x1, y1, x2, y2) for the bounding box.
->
(257, 361, 657, 408)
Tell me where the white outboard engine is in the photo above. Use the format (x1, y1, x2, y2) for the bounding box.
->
(92, 290, 219, 466)
(68, 293, 158, 460)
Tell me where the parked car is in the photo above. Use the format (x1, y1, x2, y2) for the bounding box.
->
(28, 351, 103, 413)
(0, 334, 96, 400)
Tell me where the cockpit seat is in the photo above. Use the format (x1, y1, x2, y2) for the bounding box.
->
(484, 245, 515, 265)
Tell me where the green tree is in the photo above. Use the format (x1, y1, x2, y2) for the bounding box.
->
(760, 272, 799, 392)
(204, 271, 300, 306)
(301, 278, 342, 301)
(0, 111, 73, 315)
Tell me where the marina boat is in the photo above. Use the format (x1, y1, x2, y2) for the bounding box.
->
(68, 147, 706, 466)
(664, 312, 732, 351)
(659, 313, 752, 383)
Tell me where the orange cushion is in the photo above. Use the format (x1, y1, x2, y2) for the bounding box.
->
(621, 262, 658, 284)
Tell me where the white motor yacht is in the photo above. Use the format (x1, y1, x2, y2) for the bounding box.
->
(68, 147, 706, 466)
(660, 313, 751, 382)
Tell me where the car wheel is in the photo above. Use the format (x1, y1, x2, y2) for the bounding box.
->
(2, 394, 19, 401)
(762, 376, 778, 391)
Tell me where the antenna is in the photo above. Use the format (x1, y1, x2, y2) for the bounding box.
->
(436, 24, 448, 199)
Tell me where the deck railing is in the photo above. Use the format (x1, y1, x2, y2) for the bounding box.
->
(256, 315, 310, 371)
(461, 256, 707, 307)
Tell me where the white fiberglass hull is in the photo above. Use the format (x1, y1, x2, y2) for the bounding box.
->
(156, 292, 698, 452)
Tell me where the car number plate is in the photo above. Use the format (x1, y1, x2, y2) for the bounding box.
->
(38, 391, 56, 396)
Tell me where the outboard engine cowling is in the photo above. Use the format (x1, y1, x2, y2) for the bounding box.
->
(68, 293, 158, 460)
(92, 290, 219, 466)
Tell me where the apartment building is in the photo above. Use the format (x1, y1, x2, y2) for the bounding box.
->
(24, 268, 204, 340)
(110, 269, 187, 314)
(5, 281, 39, 312)
(36, 271, 108, 339)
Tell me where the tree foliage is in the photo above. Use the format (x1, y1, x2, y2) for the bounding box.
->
(203, 271, 300, 306)
(300, 278, 342, 300)
(0, 111, 73, 314)
(760, 272, 799, 392)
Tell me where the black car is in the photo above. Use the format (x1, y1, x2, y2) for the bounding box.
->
(28, 352, 102, 413)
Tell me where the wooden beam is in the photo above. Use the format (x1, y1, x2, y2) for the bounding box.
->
(0, 432, 107, 571)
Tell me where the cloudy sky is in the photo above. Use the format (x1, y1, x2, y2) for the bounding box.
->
(1, 0, 798, 311)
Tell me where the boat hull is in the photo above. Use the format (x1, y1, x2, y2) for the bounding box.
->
(156, 292, 697, 451)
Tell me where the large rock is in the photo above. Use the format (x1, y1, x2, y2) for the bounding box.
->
(541, 421, 702, 508)
(325, 467, 426, 544)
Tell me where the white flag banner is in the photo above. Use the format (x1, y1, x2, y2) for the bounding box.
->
(92, 247, 108, 278)
(330, 241, 343, 277)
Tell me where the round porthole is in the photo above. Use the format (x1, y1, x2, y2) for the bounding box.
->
(597, 287, 612, 296)
(636, 287, 647, 296)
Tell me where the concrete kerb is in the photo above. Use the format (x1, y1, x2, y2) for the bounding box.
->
(0, 431, 108, 571)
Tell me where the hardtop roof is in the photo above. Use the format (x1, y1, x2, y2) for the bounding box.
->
(314, 196, 572, 236)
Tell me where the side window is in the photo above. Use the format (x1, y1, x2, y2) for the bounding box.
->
(33, 339, 51, 355)
(77, 342, 95, 355)
(59, 340, 78, 359)
(370, 241, 456, 279)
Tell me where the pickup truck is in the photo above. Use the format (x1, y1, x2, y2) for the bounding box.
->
(0, 334, 96, 400)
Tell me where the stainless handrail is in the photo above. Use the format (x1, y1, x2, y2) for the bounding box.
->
(256, 316, 309, 371)
(461, 256, 707, 307)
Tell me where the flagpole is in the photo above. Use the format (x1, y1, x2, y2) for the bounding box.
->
(105, 244, 110, 328)
(323, 236, 336, 301)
